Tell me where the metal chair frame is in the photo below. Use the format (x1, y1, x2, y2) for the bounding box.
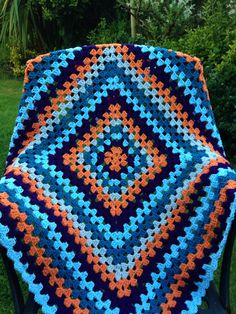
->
(0, 216, 235, 314)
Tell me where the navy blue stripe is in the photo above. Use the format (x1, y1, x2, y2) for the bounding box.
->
(3, 163, 231, 312)
(0, 203, 73, 313)
(173, 186, 235, 313)
(48, 90, 178, 229)
(127, 44, 225, 156)
(6, 45, 97, 166)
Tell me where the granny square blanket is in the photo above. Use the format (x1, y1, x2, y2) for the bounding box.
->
(0, 43, 236, 314)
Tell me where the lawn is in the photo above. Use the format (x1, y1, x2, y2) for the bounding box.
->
(0, 79, 235, 313)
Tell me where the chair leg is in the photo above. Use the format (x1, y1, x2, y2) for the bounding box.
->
(1, 217, 235, 314)
(0, 246, 25, 314)
(0, 246, 40, 314)
(219, 216, 236, 314)
(197, 216, 236, 314)
(23, 292, 40, 314)
(198, 281, 227, 314)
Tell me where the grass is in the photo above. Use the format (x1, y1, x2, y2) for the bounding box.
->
(0, 79, 22, 313)
(0, 79, 235, 313)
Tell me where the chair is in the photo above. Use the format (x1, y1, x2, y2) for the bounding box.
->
(0, 43, 235, 314)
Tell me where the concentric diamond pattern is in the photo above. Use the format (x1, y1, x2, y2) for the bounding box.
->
(63, 104, 167, 216)
(0, 44, 235, 314)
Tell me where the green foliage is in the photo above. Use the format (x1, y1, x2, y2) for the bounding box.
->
(0, 47, 11, 78)
(8, 44, 37, 77)
(0, 79, 29, 313)
(0, 0, 235, 158)
(0, 0, 116, 53)
(0, 79, 22, 174)
(87, 17, 132, 45)
(31, 0, 94, 49)
(209, 40, 236, 157)
(9, 46, 25, 77)
(157, 0, 236, 158)
(117, 0, 195, 43)
(87, 0, 236, 158)
(0, 0, 46, 51)
(0, 0, 236, 309)
(37, 0, 89, 21)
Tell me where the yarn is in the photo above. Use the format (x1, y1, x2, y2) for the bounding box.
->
(0, 43, 235, 314)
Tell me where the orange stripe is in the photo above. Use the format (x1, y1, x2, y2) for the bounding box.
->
(5, 156, 226, 297)
(6, 44, 230, 298)
(11, 53, 98, 166)
(0, 192, 89, 313)
(95, 43, 121, 48)
(116, 46, 219, 155)
(21, 44, 212, 160)
(160, 179, 236, 312)
(24, 53, 50, 85)
(63, 103, 167, 217)
(17, 44, 217, 173)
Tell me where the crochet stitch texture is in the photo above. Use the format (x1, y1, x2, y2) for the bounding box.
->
(0, 43, 235, 314)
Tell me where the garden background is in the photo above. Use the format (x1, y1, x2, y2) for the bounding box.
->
(0, 0, 235, 312)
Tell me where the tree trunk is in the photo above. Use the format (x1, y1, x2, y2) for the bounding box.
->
(130, 0, 136, 38)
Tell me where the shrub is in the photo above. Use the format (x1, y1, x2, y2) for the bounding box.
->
(87, 17, 132, 44)
(0, 0, 235, 159)
(158, 0, 236, 159)
(0, 47, 11, 78)
(8, 44, 38, 77)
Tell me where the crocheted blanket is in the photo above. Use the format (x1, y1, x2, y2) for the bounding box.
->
(0, 43, 235, 314)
